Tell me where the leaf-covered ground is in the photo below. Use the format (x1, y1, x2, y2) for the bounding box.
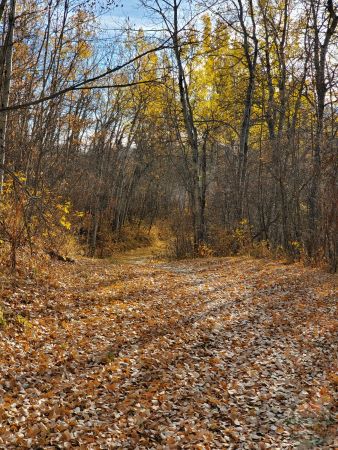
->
(0, 256, 337, 449)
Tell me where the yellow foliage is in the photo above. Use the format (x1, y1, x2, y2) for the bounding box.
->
(60, 216, 72, 230)
(57, 201, 71, 214)
(76, 40, 92, 59)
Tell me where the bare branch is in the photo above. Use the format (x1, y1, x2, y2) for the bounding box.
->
(0, 40, 171, 112)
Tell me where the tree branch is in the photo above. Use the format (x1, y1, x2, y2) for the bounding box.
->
(74, 79, 162, 90)
(0, 40, 171, 112)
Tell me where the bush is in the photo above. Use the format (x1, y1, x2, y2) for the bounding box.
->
(208, 227, 237, 256)
(165, 208, 195, 259)
(103, 225, 154, 257)
(0, 173, 81, 271)
(167, 232, 194, 259)
(0, 306, 6, 328)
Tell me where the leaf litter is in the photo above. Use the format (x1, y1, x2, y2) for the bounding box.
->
(0, 256, 337, 449)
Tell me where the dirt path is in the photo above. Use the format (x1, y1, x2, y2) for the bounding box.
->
(109, 233, 167, 265)
(109, 244, 165, 265)
(0, 256, 337, 449)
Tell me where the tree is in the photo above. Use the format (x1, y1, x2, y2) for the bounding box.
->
(0, 0, 15, 190)
(306, 0, 337, 257)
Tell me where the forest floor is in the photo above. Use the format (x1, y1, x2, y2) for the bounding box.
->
(0, 253, 337, 449)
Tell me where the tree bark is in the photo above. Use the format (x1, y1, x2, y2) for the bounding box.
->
(307, 0, 337, 256)
(171, 0, 206, 251)
(237, 0, 258, 220)
(0, 0, 15, 191)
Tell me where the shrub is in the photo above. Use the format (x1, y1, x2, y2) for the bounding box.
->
(208, 227, 237, 256)
(0, 173, 80, 271)
(0, 306, 6, 327)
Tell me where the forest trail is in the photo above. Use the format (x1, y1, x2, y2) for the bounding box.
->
(109, 239, 167, 266)
(0, 256, 337, 448)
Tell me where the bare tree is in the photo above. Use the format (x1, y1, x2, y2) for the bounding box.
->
(0, 0, 15, 191)
(143, 0, 208, 251)
(307, 0, 337, 256)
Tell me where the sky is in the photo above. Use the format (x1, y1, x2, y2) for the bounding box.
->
(100, 0, 149, 29)
(98, 0, 199, 44)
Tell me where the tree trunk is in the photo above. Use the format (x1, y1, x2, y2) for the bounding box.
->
(172, 0, 206, 251)
(237, 0, 258, 220)
(0, 0, 15, 191)
(307, 0, 337, 257)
